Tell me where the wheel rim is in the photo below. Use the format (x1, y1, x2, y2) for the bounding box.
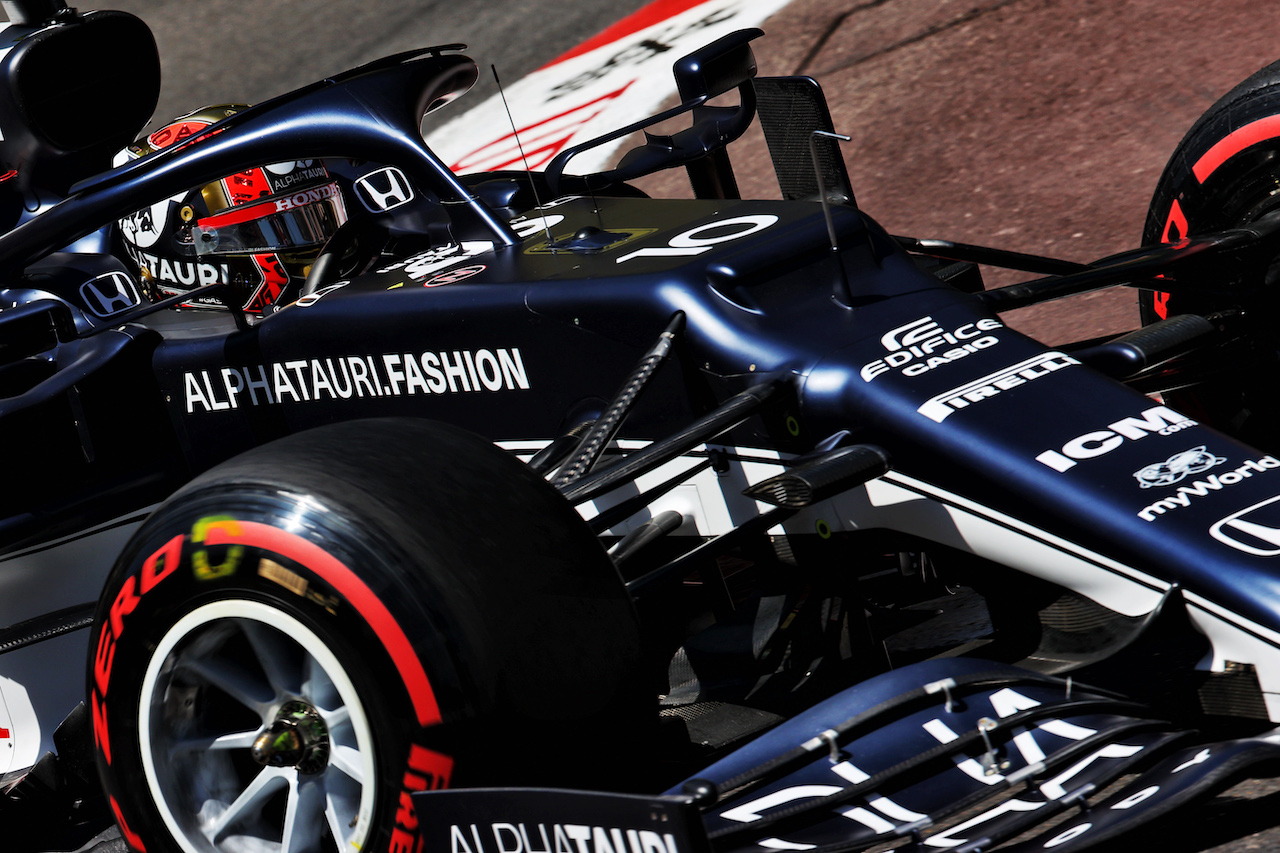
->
(140, 600, 377, 853)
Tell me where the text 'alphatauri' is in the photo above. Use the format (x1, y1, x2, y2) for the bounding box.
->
(183, 349, 529, 413)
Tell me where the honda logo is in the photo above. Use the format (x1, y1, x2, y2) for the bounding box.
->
(1210, 495, 1280, 556)
(354, 167, 414, 212)
(80, 271, 141, 317)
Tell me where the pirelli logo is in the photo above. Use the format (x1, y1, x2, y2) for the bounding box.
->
(917, 352, 1079, 423)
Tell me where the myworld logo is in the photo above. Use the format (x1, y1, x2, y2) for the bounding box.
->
(1138, 457, 1280, 522)
(1211, 494, 1280, 556)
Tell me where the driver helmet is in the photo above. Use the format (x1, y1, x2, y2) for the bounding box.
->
(116, 105, 348, 314)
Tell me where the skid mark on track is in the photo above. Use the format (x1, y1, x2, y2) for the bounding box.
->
(798, 0, 1021, 76)
(793, 0, 893, 75)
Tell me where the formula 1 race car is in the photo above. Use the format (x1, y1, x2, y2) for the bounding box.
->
(7, 2, 1280, 852)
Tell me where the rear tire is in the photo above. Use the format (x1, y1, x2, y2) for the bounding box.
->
(1141, 58, 1280, 445)
(88, 418, 647, 853)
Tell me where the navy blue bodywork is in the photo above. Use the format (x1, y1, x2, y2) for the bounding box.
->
(6, 13, 1280, 853)
(131, 183, 1280, 645)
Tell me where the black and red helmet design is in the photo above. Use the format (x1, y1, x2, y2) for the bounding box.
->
(118, 105, 348, 313)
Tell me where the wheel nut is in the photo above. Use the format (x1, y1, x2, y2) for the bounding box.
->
(251, 701, 331, 773)
(251, 723, 305, 767)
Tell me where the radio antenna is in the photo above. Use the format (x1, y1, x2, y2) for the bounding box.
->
(492, 65, 557, 252)
(810, 129, 852, 304)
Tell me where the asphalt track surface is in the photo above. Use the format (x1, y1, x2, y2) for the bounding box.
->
(15, 1, 1280, 851)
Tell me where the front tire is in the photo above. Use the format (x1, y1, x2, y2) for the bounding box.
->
(1141, 57, 1280, 446)
(139, 599, 380, 853)
(89, 418, 647, 853)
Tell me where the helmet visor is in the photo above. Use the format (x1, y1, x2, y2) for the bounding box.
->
(193, 181, 347, 255)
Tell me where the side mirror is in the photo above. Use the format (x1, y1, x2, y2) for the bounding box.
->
(673, 28, 760, 102)
(544, 29, 763, 199)
(0, 9, 160, 193)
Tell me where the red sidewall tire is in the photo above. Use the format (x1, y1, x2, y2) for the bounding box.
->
(1140, 58, 1280, 443)
(89, 418, 648, 853)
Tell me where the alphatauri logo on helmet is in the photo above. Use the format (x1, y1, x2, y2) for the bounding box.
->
(119, 198, 177, 250)
(355, 167, 415, 213)
(264, 160, 327, 191)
